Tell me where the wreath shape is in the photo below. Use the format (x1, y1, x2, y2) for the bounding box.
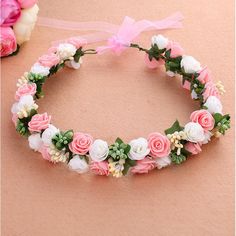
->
(11, 34, 231, 177)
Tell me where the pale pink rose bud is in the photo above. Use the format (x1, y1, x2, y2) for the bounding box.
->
(144, 54, 165, 69)
(28, 113, 51, 133)
(15, 83, 37, 101)
(90, 161, 109, 176)
(39, 145, 52, 162)
(17, 0, 37, 8)
(131, 157, 156, 174)
(67, 37, 87, 49)
(0, 27, 17, 57)
(203, 81, 220, 101)
(38, 53, 60, 68)
(185, 142, 202, 155)
(197, 67, 212, 84)
(182, 80, 191, 90)
(166, 41, 184, 58)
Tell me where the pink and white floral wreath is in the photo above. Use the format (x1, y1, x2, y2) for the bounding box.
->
(11, 15, 231, 177)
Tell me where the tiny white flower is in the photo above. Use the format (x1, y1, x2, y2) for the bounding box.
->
(166, 71, 175, 77)
(155, 156, 171, 169)
(89, 139, 109, 162)
(68, 155, 89, 173)
(151, 34, 169, 49)
(65, 58, 82, 69)
(128, 137, 150, 160)
(57, 43, 76, 60)
(181, 55, 201, 74)
(30, 62, 50, 76)
(28, 133, 43, 151)
(191, 90, 198, 100)
(204, 96, 223, 114)
(184, 122, 205, 143)
(41, 125, 60, 146)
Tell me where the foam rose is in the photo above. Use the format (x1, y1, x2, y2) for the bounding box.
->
(166, 41, 184, 58)
(90, 161, 109, 176)
(38, 53, 60, 68)
(15, 83, 37, 101)
(131, 157, 156, 174)
(185, 142, 202, 155)
(28, 113, 51, 133)
(197, 67, 212, 84)
(203, 81, 220, 101)
(0, 27, 17, 57)
(17, 0, 37, 8)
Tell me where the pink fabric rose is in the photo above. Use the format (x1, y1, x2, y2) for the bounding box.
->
(166, 41, 184, 58)
(67, 37, 87, 49)
(17, 0, 37, 8)
(190, 109, 215, 131)
(144, 53, 165, 69)
(48, 46, 58, 54)
(69, 132, 93, 155)
(38, 53, 60, 68)
(182, 80, 191, 90)
(0, 0, 21, 27)
(28, 113, 51, 133)
(39, 145, 52, 162)
(90, 161, 109, 176)
(148, 132, 171, 158)
(185, 142, 202, 155)
(197, 67, 212, 84)
(15, 83, 37, 101)
(131, 157, 156, 174)
(0, 27, 17, 57)
(203, 81, 220, 101)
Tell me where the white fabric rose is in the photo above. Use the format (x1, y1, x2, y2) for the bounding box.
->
(30, 63, 50, 76)
(41, 125, 59, 146)
(13, 4, 39, 45)
(28, 133, 43, 151)
(89, 139, 109, 162)
(65, 58, 82, 69)
(204, 96, 223, 114)
(181, 56, 201, 73)
(151, 35, 168, 49)
(68, 155, 89, 173)
(191, 90, 198, 100)
(166, 71, 175, 77)
(11, 95, 37, 114)
(57, 43, 76, 60)
(128, 137, 150, 160)
(200, 131, 212, 145)
(155, 156, 171, 169)
(184, 122, 205, 143)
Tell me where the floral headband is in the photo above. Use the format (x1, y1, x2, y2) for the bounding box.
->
(11, 13, 231, 177)
(0, 0, 39, 57)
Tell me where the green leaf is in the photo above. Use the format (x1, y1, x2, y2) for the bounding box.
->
(213, 113, 223, 126)
(126, 158, 136, 167)
(164, 49, 171, 59)
(124, 144, 131, 154)
(165, 120, 184, 135)
(115, 137, 123, 145)
(181, 147, 191, 157)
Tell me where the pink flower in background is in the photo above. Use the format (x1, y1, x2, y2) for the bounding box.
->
(148, 132, 171, 158)
(69, 132, 93, 155)
(144, 54, 165, 69)
(166, 41, 184, 58)
(39, 145, 52, 161)
(197, 67, 212, 84)
(28, 113, 51, 133)
(0, 27, 17, 57)
(38, 53, 60, 67)
(131, 157, 156, 174)
(0, 0, 21, 27)
(203, 81, 220, 101)
(67, 37, 87, 49)
(185, 142, 202, 155)
(12, 113, 18, 127)
(90, 161, 109, 176)
(15, 83, 37, 101)
(182, 80, 191, 90)
(190, 109, 215, 131)
(17, 0, 37, 8)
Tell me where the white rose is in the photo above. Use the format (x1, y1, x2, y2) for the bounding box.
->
(28, 133, 43, 151)
(89, 139, 109, 162)
(191, 90, 198, 100)
(11, 95, 37, 114)
(57, 43, 76, 60)
(151, 34, 168, 49)
(65, 58, 82, 69)
(42, 125, 59, 146)
(13, 4, 39, 45)
(155, 156, 171, 169)
(181, 55, 201, 74)
(128, 137, 150, 160)
(166, 71, 175, 77)
(30, 63, 50, 76)
(204, 96, 223, 114)
(200, 131, 212, 145)
(184, 122, 205, 143)
(68, 155, 89, 173)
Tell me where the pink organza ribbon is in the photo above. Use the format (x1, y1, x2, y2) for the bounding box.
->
(38, 12, 184, 54)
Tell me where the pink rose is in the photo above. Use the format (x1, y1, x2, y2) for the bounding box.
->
(17, 0, 37, 8)
(0, 0, 21, 27)
(67, 37, 87, 49)
(48, 46, 57, 54)
(12, 113, 18, 127)
(131, 157, 156, 174)
(197, 67, 212, 84)
(190, 109, 215, 131)
(144, 54, 165, 69)
(90, 161, 109, 176)
(28, 113, 51, 133)
(166, 41, 184, 58)
(182, 80, 191, 90)
(69, 132, 93, 155)
(148, 132, 171, 158)
(203, 81, 220, 101)
(15, 83, 37, 101)
(185, 142, 202, 155)
(0, 27, 17, 57)
(38, 53, 60, 68)
(39, 145, 52, 162)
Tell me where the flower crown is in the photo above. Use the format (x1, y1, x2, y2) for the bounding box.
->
(11, 15, 231, 177)
(0, 0, 39, 57)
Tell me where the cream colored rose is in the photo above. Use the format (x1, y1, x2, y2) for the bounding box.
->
(13, 4, 39, 45)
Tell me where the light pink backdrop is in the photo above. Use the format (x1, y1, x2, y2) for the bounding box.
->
(1, 0, 235, 235)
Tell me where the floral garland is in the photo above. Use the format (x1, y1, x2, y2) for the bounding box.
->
(0, 0, 39, 57)
(11, 34, 231, 177)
